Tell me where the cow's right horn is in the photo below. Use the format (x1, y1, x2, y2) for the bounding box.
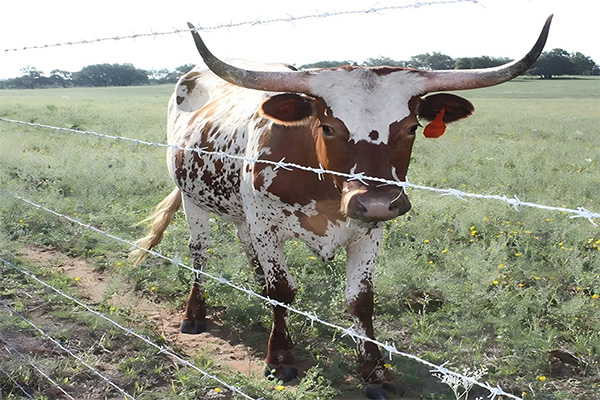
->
(187, 23, 313, 93)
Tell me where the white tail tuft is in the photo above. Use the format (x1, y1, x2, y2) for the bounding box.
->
(132, 188, 182, 266)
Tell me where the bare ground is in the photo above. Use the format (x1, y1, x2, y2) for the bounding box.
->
(22, 245, 269, 379)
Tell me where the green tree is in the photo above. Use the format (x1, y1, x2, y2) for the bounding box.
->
(362, 57, 405, 67)
(174, 64, 196, 77)
(454, 56, 512, 69)
(299, 60, 358, 69)
(20, 66, 43, 89)
(407, 52, 454, 70)
(72, 64, 149, 87)
(50, 70, 73, 88)
(570, 52, 598, 75)
(529, 48, 575, 79)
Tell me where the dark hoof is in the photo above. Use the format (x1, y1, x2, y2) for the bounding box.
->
(264, 364, 298, 382)
(180, 319, 207, 334)
(365, 382, 405, 400)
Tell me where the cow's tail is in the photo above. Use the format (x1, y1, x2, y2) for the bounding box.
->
(132, 188, 182, 266)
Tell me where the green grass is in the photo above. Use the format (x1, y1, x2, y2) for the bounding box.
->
(1, 77, 599, 399)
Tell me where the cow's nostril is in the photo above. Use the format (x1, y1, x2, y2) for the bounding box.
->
(355, 199, 368, 214)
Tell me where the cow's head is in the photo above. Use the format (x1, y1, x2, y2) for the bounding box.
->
(186, 15, 552, 223)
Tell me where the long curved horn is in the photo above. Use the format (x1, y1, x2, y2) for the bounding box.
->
(187, 23, 312, 93)
(423, 15, 553, 92)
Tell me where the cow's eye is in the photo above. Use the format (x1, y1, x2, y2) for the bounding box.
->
(409, 124, 421, 135)
(321, 125, 335, 137)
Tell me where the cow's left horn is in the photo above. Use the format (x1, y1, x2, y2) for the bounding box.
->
(423, 15, 553, 92)
(187, 23, 312, 93)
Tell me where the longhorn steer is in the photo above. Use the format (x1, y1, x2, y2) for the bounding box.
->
(135, 16, 552, 399)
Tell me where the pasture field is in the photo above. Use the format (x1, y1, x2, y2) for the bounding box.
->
(0, 77, 599, 399)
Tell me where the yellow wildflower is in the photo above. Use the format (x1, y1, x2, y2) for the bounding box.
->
(537, 375, 546, 382)
(276, 385, 285, 391)
(441, 248, 448, 254)
(215, 388, 222, 393)
(592, 294, 599, 300)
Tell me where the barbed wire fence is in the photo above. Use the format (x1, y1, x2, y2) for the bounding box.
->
(1, 1, 597, 399)
(0, 189, 524, 400)
(2, 0, 479, 53)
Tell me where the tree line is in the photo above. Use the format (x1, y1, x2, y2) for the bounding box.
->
(0, 63, 195, 90)
(1, 48, 597, 89)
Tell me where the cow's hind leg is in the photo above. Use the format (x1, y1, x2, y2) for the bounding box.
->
(180, 198, 211, 334)
(346, 232, 405, 399)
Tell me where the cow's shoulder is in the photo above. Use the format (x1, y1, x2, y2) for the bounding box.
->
(251, 122, 345, 236)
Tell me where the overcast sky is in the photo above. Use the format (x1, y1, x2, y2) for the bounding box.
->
(1, 0, 598, 79)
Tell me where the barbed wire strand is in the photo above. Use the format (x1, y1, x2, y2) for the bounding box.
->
(0, 302, 136, 400)
(0, 335, 76, 400)
(0, 258, 258, 400)
(2, 0, 479, 53)
(1, 117, 597, 226)
(0, 365, 36, 400)
(0, 190, 522, 400)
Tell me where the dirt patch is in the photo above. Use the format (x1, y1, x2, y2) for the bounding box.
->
(21, 245, 267, 380)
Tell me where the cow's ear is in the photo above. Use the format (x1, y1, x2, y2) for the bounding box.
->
(260, 93, 316, 126)
(418, 93, 474, 138)
(419, 93, 474, 123)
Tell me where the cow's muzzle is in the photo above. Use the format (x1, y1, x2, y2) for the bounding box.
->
(341, 181, 411, 222)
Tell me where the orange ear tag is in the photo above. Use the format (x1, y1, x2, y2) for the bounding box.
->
(423, 108, 446, 138)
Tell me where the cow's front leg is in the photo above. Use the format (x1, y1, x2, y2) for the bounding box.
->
(346, 229, 405, 399)
(180, 198, 210, 334)
(246, 226, 297, 382)
(264, 272, 297, 382)
(235, 222, 266, 290)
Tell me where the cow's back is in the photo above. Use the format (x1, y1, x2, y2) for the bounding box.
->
(165, 64, 287, 221)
